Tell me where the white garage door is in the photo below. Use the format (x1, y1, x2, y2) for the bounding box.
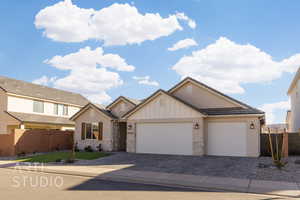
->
(207, 122, 247, 157)
(136, 122, 193, 155)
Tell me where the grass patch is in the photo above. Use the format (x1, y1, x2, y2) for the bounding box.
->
(16, 152, 109, 163)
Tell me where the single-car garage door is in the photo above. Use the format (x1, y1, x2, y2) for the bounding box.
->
(207, 122, 247, 157)
(136, 122, 193, 155)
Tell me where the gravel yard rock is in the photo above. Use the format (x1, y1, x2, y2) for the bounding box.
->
(73, 152, 300, 183)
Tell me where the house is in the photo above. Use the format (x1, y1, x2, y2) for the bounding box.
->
(70, 97, 140, 151)
(287, 68, 300, 132)
(0, 76, 89, 134)
(72, 77, 264, 157)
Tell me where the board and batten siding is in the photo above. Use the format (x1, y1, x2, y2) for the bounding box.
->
(128, 93, 203, 120)
(7, 95, 80, 118)
(172, 82, 238, 109)
(74, 107, 114, 151)
(110, 100, 135, 118)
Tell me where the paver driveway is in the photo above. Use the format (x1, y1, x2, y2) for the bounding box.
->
(74, 152, 300, 182)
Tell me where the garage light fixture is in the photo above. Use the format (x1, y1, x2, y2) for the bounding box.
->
(128, 124, 133, 130)
(250, 122, 255, 129)
(194, 123, 199, 129)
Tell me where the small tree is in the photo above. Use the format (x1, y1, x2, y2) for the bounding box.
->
(267, 128, 287, 169)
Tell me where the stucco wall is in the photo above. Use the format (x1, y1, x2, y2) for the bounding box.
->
(110, 100, 135, 118)
(7, 95, 80, 118)
(204, 116, 261, 157)
(0, 89, 20, 134)
(74, 107, 114, 151)
(172, 82, 238, 109)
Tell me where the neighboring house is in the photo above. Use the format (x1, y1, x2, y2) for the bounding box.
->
(286, 110, 291, 132)
(72, 77, 264, 157)
(261, 123, 288, 133)
(0, 76, 89, 134)
(70, 97, 140, 151)
(287, 68, 300, 132)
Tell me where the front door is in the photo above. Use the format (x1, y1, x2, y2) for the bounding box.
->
(118, 122, 127, 151)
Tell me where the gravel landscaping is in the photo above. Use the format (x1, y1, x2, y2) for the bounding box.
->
(74, 152, 300, 183)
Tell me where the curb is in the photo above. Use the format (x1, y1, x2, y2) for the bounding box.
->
(3, 166, 298, 198)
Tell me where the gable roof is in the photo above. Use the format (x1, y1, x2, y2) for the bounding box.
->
(0, 76, 89, 106)
(287, 67, 300, 95)
(106, 96, 141, 110)
(122, 89, 207, 118)
(123, 77, 264, 118)
(168, 77, 262, 111)
(6, 111, 74, 125)
(70, 103, 117, 121)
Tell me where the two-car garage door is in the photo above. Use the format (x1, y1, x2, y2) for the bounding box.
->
(136, 122, 193, 155)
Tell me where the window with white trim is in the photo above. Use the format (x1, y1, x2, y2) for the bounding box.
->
(33, 100, 44, 113)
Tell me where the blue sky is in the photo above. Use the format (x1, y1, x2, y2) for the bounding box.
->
(1, 0, 300, 124)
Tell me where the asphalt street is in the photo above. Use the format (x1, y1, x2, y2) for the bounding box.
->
(0, 168, 292, 200)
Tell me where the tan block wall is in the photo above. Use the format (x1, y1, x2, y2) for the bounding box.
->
(126, 121, 136, 153)
(192, 118, 204, 155)
(0, 129, 73, 156)
(0, 133, 15, 156)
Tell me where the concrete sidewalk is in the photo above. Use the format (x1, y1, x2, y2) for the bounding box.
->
(1, 160, 300, 198)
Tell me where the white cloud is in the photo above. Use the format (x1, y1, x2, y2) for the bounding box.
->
(133, 76, 159, 86)
(172, 37, 300, 94)
(168, 38, 198, 51)
(175, 12, 196, 29)
(32, 76, 57, 86)
(54, 67, 123, 103)
(260, 101, 290, 124)
(35, 0, 195, 46)
(43, 46, 134, 103)
(44, 46, 135, 71)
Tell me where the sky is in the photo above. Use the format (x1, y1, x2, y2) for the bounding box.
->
(1, 0, 300, 124)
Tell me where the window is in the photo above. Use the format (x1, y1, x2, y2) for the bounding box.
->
(33, 100, 44, 113)
(63, 105, 68, 116)
(81, 122, 103, 140)
(54, 104, 58, 115)
(86, 123, 92, 139)
(54, 104, 68, 116)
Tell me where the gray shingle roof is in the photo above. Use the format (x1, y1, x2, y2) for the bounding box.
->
(93, 103, 118, 119)
(106, 96, 141, 109)
(198, 107, 264, 116)
(0, 76, 89, 106)
(6, 111, 74, 125)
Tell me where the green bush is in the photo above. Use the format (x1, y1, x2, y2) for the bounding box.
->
(84, 145, 93, 152)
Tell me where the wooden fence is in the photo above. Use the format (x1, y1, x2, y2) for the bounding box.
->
(261, 132, 300, 156)
(0, 129, 73, 156)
